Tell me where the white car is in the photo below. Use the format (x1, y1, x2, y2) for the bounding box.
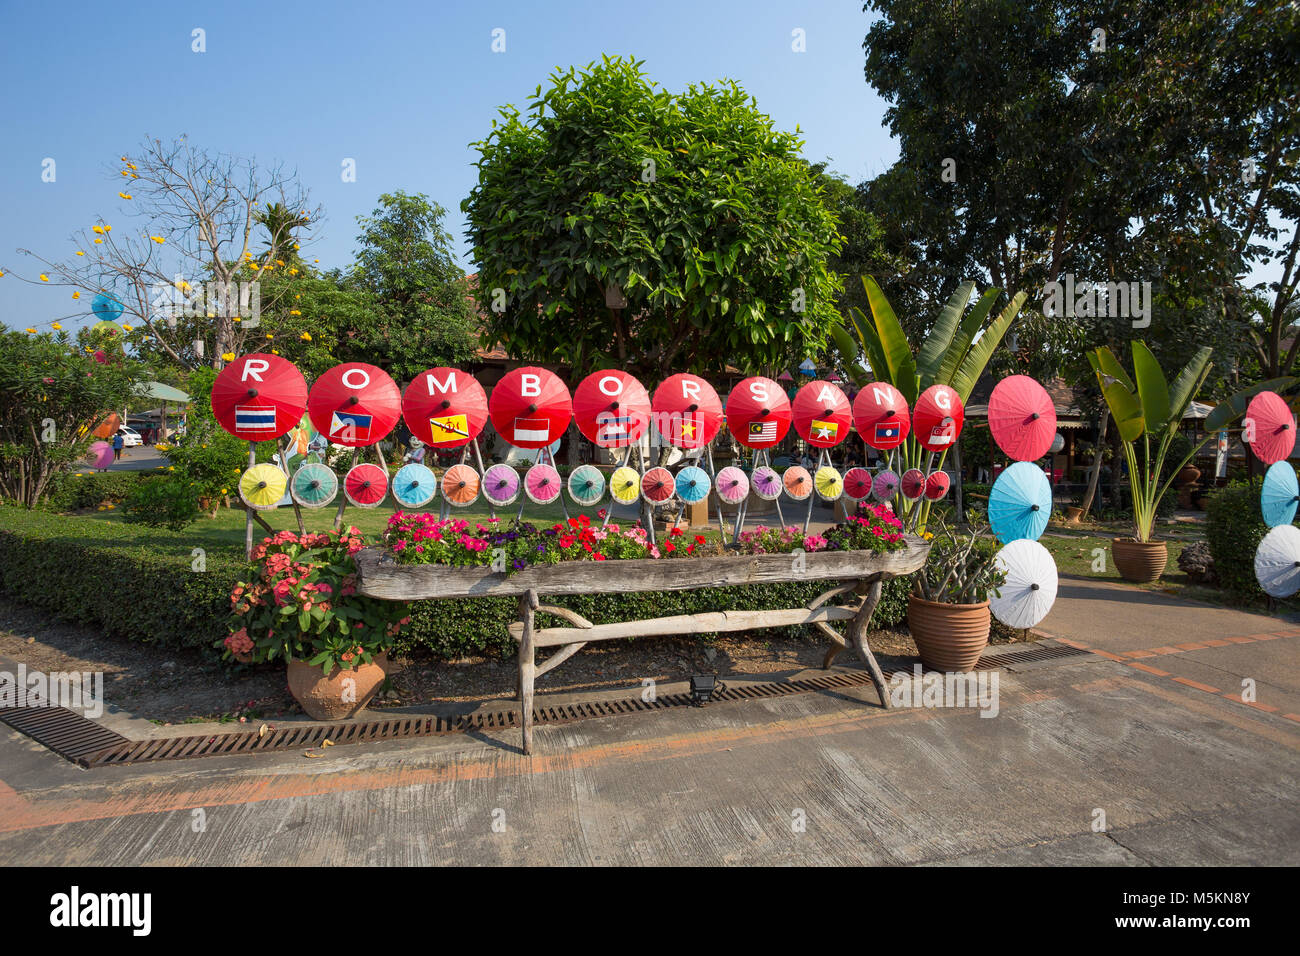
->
(117, 426, 143, 447)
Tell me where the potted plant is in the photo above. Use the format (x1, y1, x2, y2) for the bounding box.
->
(222, 527, 410, 720)
(1086, 342, 1259, 582)
(907, 516, 1006, 672)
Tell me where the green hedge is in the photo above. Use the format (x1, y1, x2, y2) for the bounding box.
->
(38, 470, 150, 512)
(1205, 480, 1268, 597)
(0, 506, 913, 662)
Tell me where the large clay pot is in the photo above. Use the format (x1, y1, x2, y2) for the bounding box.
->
(1175, 465, 1201, 487)
(1065, 505, 1084, 524)
(1111, 538, 1168, 583)
(907, 595, 990, 673)
(287, 653, 388, 720)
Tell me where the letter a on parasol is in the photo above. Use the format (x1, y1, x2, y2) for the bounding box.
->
(489, 367, 572, 450)
(792, 380, 851, 449)
(402, 367, 488, 449)
(988, 375, 1057, 462)
(212, 353, 307, 442)
(1244, 391, 1297, 465)
(308, 363, 401, 447)
(652, 374, 723, 449)
(727, 377, 792, 450)
(574, 370, 651, 448)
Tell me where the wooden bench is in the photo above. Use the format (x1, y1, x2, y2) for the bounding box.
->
(354, 536, 930, 753)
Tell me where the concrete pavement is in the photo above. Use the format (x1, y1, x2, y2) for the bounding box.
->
(0, 574, 1296, 865)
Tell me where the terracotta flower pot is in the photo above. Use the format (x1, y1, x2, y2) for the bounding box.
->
(1111, 537, 1168, 583)
(907, 594, 990, 673)
(287, 653, 388, 720)
(1175, 465, 1201, 486)
(1065, 505, 1084, 524)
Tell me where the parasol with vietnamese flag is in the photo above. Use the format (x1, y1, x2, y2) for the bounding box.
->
(652, 374, 723, 450)
(402, 367, 487, 448)
(307, 362, 401, 447)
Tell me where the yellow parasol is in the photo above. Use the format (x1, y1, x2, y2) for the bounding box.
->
(239, 463, 288, 510)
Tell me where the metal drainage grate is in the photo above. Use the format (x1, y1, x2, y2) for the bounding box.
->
(2, 643, 1094, 768)
(978, 643, 1093, 669)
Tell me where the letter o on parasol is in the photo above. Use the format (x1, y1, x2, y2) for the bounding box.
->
(307, 362, 401, 447)
(573, 369, 651, 448)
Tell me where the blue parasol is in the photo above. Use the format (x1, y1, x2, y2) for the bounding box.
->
(675, 465, 711, 504)
(391, 463, 438, 509)
(567, 464, 605, 506)
(989, 462, 1052, 543)
(1261, 461, 1300, 528)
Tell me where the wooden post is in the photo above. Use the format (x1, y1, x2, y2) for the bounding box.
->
(848, 577, 891, 708)
(518, 589, 538, 755)
(333, 448, 359, 531)
(243, 441, 256, 559)
(278, 435, 306, 535)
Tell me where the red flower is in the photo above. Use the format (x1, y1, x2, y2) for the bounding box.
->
(670, 526, 683, 536)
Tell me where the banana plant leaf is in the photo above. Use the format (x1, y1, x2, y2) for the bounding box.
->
(862, 277, 918, 403)
(917, 280, 974, 389)
(950, 291, 1027, 402)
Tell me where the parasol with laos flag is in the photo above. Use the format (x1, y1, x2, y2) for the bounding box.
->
(727, 377, 792, 450)
(402, 367, 487, 449)
(573, 369, 651, 448)
(307, 362, 401, 447)
(852, 382, 910, 451)
(652, 374, 723, 449)
(792, 380, 851, 448)
(211, 353, 307, 442)
(489, 366, 572, 449)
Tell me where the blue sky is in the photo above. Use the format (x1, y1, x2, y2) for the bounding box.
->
(0, 0, 895, 331)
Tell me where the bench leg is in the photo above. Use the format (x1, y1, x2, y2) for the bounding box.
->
(849, 578, 892, 709)
(518, 591, 537, 755)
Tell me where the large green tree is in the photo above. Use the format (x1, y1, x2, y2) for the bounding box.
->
(462, 56, 844, 379)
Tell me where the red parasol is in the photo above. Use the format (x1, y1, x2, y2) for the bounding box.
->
(727, 377, 792, 450)
(791, 380, 851, 449)
(913, 384, 964, 453)
(402, 367, 487, 449)
(92, 412, 121, 440)
(652, 374, 723, 449)
(1245, 391, 1297, 465)
(852, 382, 910, 450)
(343, 463, 389, 507)
(900, 468, 926, 500)
(573, 369, 651, 448)
(212, 353, 308, 442)
(488, 366, 572, 449)
(924, 471, 951, 500)
(843, 467, 873, 501)
(307, 363, 401, 447)
(988, 375, 1057, 461)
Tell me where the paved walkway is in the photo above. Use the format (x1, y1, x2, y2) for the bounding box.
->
(0, 575, 1296, 865)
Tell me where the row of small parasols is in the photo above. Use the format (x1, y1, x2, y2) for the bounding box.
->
(235, 460, 960, 511)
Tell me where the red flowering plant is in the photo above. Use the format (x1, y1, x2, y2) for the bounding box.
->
(221, 528, 410, 674)
(821, 502, 907, 553)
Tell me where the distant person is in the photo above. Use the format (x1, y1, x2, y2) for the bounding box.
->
(112, 431, 125, 462)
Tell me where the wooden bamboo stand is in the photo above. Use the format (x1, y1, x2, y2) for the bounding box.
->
(355, 535, 931, 754)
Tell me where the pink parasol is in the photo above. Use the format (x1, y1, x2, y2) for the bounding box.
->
(524, 463, 562, 504)
(988, 375, 1057, 461)
(843, 467, 873, 501)
(872, 469, 899, 501)
(924, 471, 951, 500)
(1245, 391, 1297, 465)
(89, 440, 114, 470)
(715, 466, 750, 504)
(791, 380, 852, 449)
(641, 467, 676, 503)
(900, 468, 926, 500)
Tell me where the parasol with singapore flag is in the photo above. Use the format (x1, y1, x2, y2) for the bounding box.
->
(913, 384, 965, 453)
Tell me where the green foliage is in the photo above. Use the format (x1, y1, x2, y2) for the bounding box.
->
(463, 55, 844, 378)
(0, 506, 915, 665)
(1205, 481, 1269, 598)
(121, 475, 203, 532)
(912, 516, 1005, 605)
(0, 329, 144, 507)
(40, 470, 148, 511)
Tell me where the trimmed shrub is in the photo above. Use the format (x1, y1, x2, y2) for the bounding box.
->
(39, 470, 149, 511)
(1205, 480, 1267, 597)
(121, 475, 203, 532)
(0, 506, 915, 663)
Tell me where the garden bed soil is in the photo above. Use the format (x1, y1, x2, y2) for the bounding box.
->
(0, 598, 1029, 726)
